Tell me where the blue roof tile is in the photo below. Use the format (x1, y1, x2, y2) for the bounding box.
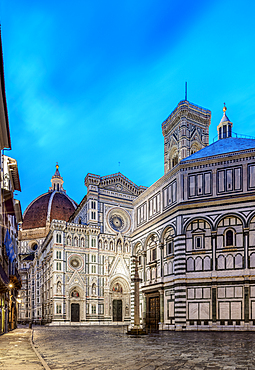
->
(182, 137, 255, 161)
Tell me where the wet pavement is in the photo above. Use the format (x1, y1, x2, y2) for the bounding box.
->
(31, 326, 255, 369)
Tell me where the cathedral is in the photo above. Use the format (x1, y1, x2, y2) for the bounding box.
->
(18, 99, 255, 331)
(18, 166, 146, 324)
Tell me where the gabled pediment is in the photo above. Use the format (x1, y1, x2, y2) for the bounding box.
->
(102, 182, 135, 196)
(99, 173, 146, 196)
(67, 270, 85, 288)
(109, 255, 129, 278)
(191, 228, 205, 234)
(190, 127, 202, 144)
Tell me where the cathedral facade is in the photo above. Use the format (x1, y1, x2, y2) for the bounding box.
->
(18, 168, 146, 324)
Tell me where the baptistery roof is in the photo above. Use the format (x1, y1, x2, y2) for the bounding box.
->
(182, 137, 255, 162)
(22, 165, 77, 230)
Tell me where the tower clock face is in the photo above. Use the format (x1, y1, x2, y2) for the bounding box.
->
(107, 208, 131, 234)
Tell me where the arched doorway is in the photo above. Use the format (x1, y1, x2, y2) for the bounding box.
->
(70, 289, 81, 322)
(110, 278, 130, 323)
(111, 282, 123, 322)
(71, 303, 80, 322)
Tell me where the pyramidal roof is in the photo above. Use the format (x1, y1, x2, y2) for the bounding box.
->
(220, 111, 231, 123)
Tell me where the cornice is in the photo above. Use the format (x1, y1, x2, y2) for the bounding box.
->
(162, 100, 211, 137)
(131, 193, 255, 238)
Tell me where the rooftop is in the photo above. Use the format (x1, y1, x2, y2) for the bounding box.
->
(182, 137, 255, 162)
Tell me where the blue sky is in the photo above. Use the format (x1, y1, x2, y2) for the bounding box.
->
(1, 0, 255, 212)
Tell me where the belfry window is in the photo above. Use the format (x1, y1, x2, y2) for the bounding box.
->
(223, 125, 227, 138)
(172, 156, 178, 168)
(226, 230, 234, 246)
(228, 124, 231, 137)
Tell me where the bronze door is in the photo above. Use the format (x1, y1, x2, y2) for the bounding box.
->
(71, 303, 80, 322)
(147, 296, 160, 330)
(113, 300, 122, 321)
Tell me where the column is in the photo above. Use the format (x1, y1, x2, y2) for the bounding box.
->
(159, 289, 164, 324)
(174, 219, 187, 330)
(211, 231, 216, 271)
(142, 293, 146, 326)
(244, 228, 249, 269)
(159, 243, 164, 280)
(132, 257, 141, 328)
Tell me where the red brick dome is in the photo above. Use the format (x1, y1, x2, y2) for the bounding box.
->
(22, 191, 77, 230)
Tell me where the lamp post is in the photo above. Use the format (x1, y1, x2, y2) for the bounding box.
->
(8, 283, 13, 331)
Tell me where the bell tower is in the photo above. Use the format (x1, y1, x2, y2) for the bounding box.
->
(162, 100, 211, 174)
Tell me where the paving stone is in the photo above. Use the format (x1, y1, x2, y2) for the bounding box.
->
(0, 328, 44, 369)
(2, 325, 255, 369)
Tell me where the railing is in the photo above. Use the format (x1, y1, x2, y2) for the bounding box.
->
(212, 132, 255, 142)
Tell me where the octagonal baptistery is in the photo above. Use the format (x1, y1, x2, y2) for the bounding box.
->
(19, 165, 77, 250)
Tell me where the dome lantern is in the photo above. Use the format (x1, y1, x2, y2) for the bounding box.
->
(49, 162, 65, 192)
(22, 164, 77, 231)
(217, 103, 233, 140)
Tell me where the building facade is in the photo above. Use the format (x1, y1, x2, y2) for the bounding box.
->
(18, 169, 146, 325)
(132, 102, 255, 331)
(18, 166, 77, 322)
(18, 98, 255, 331)
(0, 30, 22, 334)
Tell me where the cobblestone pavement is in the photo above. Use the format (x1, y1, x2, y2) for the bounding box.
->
(0, 327, 44, 369)
(32, 326, 255, 370)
